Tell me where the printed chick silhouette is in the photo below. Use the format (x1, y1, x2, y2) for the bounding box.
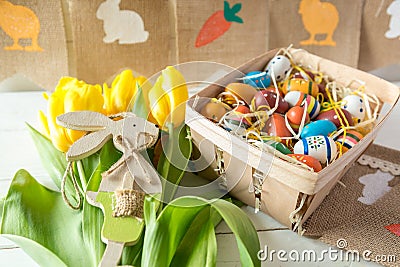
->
(298, 0, 339, 46)
(0, 0, 43, 51)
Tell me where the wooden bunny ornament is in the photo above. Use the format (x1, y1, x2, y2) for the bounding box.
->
(57, 111, 161, 267)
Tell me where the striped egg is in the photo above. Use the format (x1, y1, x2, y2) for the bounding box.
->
(284, 91, 321, 119)
(336, 130, 363, 153)
(294, 135, 337, 164)
(281, 78, 319, 98)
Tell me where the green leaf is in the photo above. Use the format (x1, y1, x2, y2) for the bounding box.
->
(27, 124, 66, 189)
(224, 1, 243, 23)
(142, 197, 207, 267)
(27, 124, 79, 205)
(82, 140, 122, 266)
(142, 196, 260, 267)
(120, 233, 144, 266)
(0, 169, 90, 267)
(157, 124, 192, 201)
(1, 235, 67, 267)
(132, 82, 151, 120)
(0, 197, 4, 221)
(211, 200, 260, 267)
(78, 152, 100, 187)
(171, 207, 218, 267)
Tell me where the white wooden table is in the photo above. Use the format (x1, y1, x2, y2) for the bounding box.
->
(1, 85, 399, 266)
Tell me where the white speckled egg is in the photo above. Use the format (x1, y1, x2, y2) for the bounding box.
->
(341, 95, 366, 123)
(294, 135, 337, 164)
(264, 55, 292, 82)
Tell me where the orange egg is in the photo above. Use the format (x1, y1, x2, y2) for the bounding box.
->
(288, 154, 322, 172)
(286, 106, 310, 132)
(263, 114, 292, 146)
(281, 78, 319, 98)
(235, 105, 251, 114)
(224, 83, 258, 105)
(201, 102, 230, 122)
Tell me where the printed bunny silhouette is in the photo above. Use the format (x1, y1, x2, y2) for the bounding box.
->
(385, 0, 400, 39)
(96, 0, 149, 44)
(57, 111, 160, 267)
(0, 0, 43, 51)
(358, 170, 394, 205)
(298, 0, 339, 46)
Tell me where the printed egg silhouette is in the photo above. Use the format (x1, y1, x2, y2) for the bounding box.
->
(0, 1, 43, 51)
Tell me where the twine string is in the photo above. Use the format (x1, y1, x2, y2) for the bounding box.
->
(61, 161, 82, 210)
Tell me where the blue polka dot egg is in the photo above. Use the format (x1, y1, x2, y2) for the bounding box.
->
(341, 95, 366, 123)
(242, 71, 271, 89)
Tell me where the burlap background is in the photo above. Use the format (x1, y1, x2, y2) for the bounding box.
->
(304, 144, 400, 267)
(67, 0, 173, 85)
(175, 0, 269, 68)
(0, 0, 68, 90)
(268, 0, 363, 68)
(359, 0, 400, 71)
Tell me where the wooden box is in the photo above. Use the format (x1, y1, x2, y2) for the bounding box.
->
(185, 48, 400, 230)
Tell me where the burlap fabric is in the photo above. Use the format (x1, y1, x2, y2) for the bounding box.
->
(303, 144, 400, 266)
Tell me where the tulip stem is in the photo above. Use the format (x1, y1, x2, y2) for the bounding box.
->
(159, 122, 176, 204)
(76, 160, 87, 192)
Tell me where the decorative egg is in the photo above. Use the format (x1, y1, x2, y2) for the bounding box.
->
(341, 95, 366, 123)
(201, 101, 231, 122)
(223, 83, 258, 106)
(315, 109, 354, 128)
(263, 114, 292, 146)
(300, 120, 337, 139)
(292, 70, 315, 81)
(235, 105, 251, 114)
(287, 154, 322, 172)
(263, 139, 292, 155)
(284, 91, 321, 119)
(294, 135, 337, 164)
(242, 71, 271, 89)
(254, 89, 289, 113)
(264, 55, 292, 81)
(281, 78, 319, 98)
(336, 130, 363, 153)
(224, 108, 252, 136)
(286, 106, 310, 132)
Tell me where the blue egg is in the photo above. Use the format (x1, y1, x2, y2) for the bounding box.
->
(242, 71, 271, 88)
(300, 120, 337, 139)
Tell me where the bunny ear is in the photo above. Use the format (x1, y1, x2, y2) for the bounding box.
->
(67, 130, 113, 161)
(126, 153, 162, 194)
(57, 111, 111, 131)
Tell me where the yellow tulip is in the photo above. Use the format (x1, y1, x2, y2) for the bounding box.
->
(103, 69, 150, 116)
(148, 66, 188, 130)
(39, 77, 104, 152)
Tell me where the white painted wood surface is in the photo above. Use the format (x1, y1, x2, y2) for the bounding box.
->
(1, 85, 399, 266)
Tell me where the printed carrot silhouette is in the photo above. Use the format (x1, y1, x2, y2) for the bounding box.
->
(385, 224, 400, 237)
(195, 1, 243, 48)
